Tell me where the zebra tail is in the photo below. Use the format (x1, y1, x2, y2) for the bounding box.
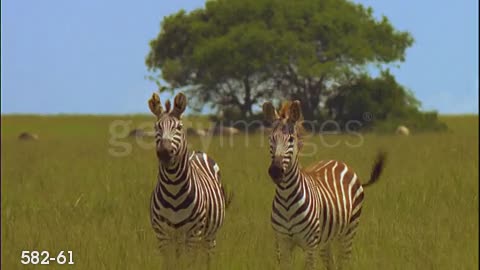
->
(223, 185, 234, 210)
(362, 151, 387, 188)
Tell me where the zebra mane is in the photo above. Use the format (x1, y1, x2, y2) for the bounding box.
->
(276, 101, 306, 145)
(278, 101, 290, 119)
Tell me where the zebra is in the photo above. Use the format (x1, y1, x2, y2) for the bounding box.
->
(148, 92, 226, 269)
(262, 100, 386, 270)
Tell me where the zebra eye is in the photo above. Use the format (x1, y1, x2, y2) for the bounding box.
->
(288, 137, 294, 143)
(177, 124, 183, 130)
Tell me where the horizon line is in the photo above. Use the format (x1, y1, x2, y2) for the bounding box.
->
(1, 113, 478, 117)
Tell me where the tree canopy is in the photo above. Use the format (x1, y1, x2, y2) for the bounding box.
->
(326, 70, 420, 126)
(145, 0, 434, 131)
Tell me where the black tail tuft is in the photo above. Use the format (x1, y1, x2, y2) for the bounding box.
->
(363, 151, 387, 188)
(223, 186, 234, 210)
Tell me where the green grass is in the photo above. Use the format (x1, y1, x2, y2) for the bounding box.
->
(1, 114, 478, 269)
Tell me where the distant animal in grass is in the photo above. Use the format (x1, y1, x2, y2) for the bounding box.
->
(196, 129, 208, 137)
(257, 125, 272, 135)
(209, 126, 240, 136)
(396, 125, 410, 136)
(128, 129, 154, 138)
(18, 132, 39, 141)
(186, 127, 207, 137)
(128, 128, 146, 138)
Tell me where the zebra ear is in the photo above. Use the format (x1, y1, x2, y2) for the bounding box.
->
(171, 92, 187, 118)
(262, 102, 279, 124)
(288, 100, 303, 123)
(148, 93, 163, 119)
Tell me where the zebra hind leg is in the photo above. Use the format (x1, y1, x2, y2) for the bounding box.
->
(304, 248, 318, 270)
(319, 245, 334, 270)
(337, 231, 357, 270)
(204, 239, 216, 270)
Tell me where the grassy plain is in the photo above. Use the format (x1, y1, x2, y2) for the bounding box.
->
(1, 115, 478, 269)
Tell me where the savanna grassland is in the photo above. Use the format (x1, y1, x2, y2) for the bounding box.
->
(1, 115, 478, 270)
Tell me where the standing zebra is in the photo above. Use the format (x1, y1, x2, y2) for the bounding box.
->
(148, 92, 226, 269)
(262, 100, 386, 270)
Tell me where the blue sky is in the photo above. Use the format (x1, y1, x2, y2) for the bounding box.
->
(1, 0, 478, 114)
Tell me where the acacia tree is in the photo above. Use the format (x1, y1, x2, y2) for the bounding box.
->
(146, 2, 285, 118)
(267, 0, 414, 120)
(146, 0, 414, 120)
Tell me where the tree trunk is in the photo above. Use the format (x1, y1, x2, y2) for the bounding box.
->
(301, 98, 316, 121)
(294, 80, 322, 121)
(242, 77, 252, 119)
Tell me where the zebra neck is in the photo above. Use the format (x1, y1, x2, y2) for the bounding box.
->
(276, 157, 302, 193)
(158, 145, 191, 184)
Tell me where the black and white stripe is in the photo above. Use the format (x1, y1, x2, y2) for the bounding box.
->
(149, 110, 225, 268)
(263, 101, 386, 270)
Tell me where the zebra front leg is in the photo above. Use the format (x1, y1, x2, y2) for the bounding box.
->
(319, 245, 334, 270)
(159, 245, 176, 270)
(275, 234, 293, 270)
(188, 238, 215, 270)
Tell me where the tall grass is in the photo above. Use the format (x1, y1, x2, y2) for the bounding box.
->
(1, 115, 478, 269)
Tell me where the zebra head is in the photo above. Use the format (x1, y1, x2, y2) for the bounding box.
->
(262, 100, 303, 184)
(148, 92, 187, 165)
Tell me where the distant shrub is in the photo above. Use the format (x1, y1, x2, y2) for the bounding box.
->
(325, 70, 448, 133)
(372, 111, 448, 134)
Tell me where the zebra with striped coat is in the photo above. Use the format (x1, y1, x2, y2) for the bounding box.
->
(262, 100, 386, 270)
(148, 92, 226, 269)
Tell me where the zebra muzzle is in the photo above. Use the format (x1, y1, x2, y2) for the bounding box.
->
(157, 140, 175, 163)
(268, 158, 284, 182)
